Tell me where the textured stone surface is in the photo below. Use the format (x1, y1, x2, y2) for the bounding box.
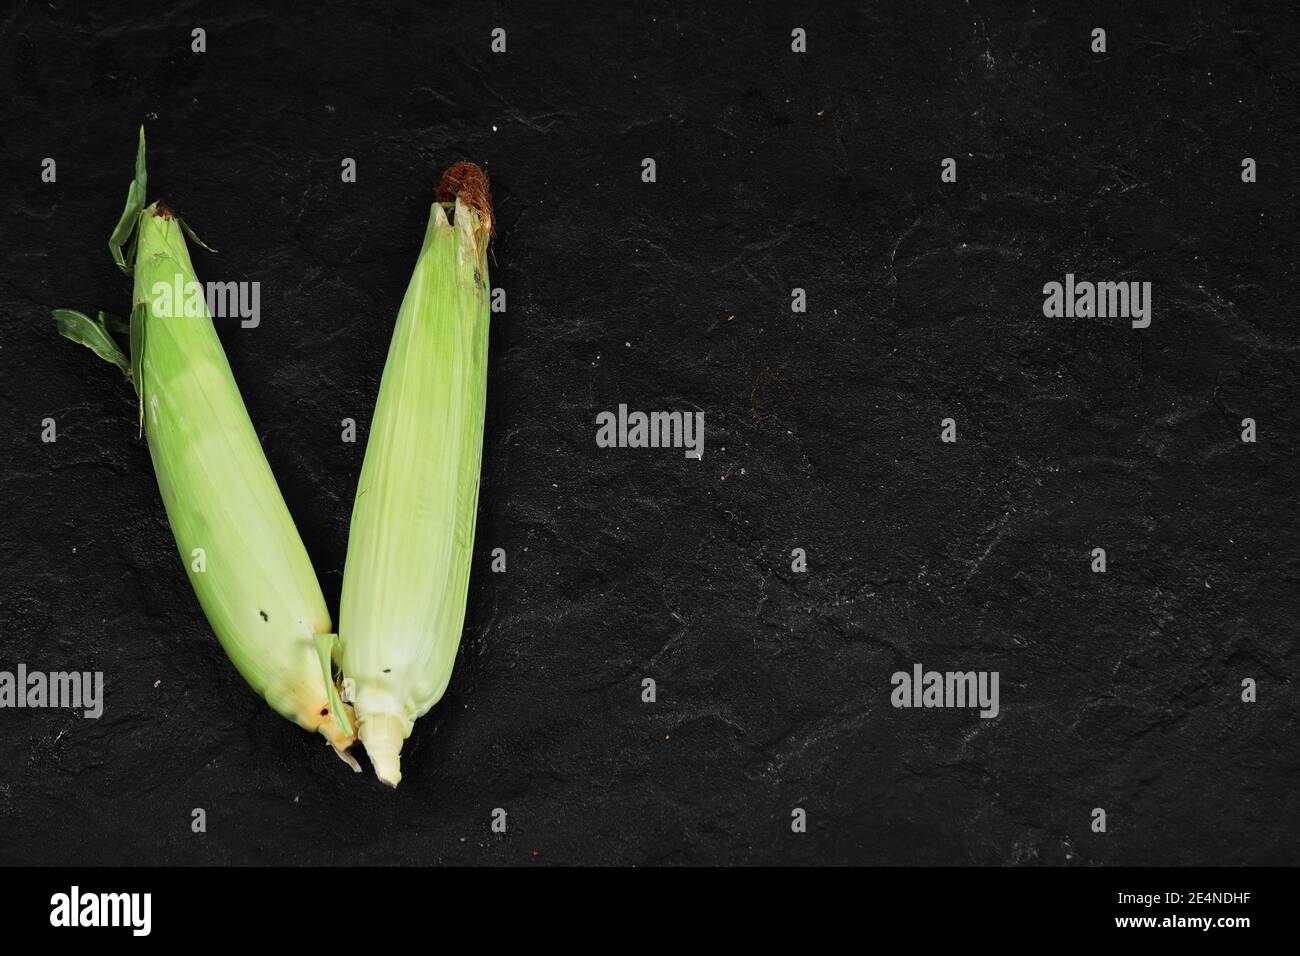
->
(0, 1, 1296, 865)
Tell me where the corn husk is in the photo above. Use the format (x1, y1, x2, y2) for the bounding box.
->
(339, 163, 493, 786)
(54, 128, 357, 765)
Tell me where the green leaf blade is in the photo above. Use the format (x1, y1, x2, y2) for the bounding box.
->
(109, 126, 148, 273)
(51, 308, 131, 378)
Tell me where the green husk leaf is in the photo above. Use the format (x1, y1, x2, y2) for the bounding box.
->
(128, 301, 147, 432)
(51, 309, 131, 378)
(178, 217, 217, 254)
(109, 126, 148, 274)
(314, 633, 354, 738)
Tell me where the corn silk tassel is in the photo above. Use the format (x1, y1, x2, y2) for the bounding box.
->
(339, 163, 493, 786)
(52, 128, 358, 766)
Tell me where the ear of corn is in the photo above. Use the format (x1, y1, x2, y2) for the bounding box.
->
(339, 163, 493, 787)
(54, 128, 358, 766)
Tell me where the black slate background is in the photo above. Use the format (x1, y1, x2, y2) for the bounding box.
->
(1, 1, 1297, 866)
